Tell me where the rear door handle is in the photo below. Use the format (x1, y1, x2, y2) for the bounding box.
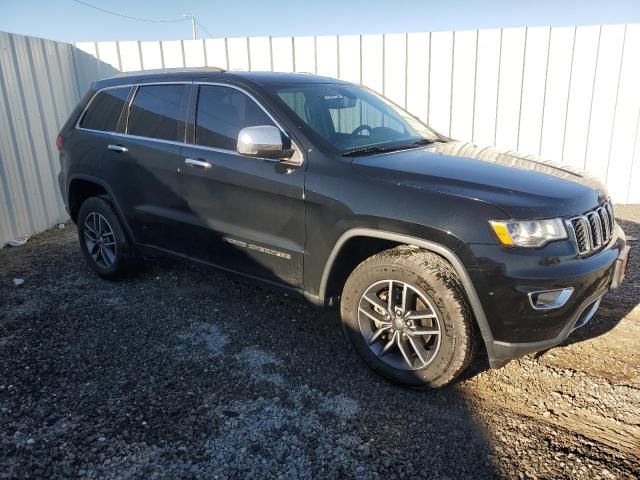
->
(107, 144, 128, 153)
(184, 158, 212, 169)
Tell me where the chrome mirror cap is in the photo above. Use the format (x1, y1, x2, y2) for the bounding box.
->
(237, 125, 295, 160)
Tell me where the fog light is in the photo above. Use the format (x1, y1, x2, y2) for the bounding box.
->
(528, 288, 574, 310)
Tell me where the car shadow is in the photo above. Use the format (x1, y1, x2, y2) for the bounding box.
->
(128, 253, 501, 478)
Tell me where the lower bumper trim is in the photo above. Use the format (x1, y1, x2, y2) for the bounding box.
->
(487, 291, 605, 368)
(611, 245, 630, 289)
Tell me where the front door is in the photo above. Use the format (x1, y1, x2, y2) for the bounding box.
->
(178, 84, 305, 287)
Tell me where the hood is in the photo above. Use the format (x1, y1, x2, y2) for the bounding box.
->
(350, 141, 608, 219)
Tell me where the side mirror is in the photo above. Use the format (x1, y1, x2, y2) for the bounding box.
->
(237, 125, 295, 161)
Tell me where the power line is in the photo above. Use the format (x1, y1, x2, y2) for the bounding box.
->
(72, 0, 214, 39)
(194, 18, 214, 39)
(71, 0, 189, 23)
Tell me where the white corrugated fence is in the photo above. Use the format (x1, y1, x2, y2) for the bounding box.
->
(0, 32, 117, 248)
(1, 25, 639, 249)
(76, 25, 640, 206)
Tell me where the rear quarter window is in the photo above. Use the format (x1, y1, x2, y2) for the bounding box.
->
(80, 87, 131, 132)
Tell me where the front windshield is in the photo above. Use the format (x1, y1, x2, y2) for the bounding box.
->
(271, 83, 443, 155)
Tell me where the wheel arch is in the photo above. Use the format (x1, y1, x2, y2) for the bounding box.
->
(319, 228, 494, 346)
(68, 177, 108, 222)
(67, 174, 136, 243)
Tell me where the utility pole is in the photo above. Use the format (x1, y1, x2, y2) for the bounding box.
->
(183, 14, 196, 40)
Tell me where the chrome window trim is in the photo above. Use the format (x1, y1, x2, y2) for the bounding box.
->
(123, 84, 139, 136)
(75, 80, 305, 165)
(93, 130, 193, 149)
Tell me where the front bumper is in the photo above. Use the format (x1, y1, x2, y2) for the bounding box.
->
(463, 225, 628, 368)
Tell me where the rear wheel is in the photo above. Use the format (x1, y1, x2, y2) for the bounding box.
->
(340, 247, 478, 388)
(77, 197, 132, 279)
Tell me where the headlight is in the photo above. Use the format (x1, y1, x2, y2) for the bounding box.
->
(489, 218, 567, 247)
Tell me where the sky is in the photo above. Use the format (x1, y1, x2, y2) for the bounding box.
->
(1, 0, 639, 43)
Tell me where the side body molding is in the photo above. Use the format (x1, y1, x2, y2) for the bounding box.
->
(318, 228, 494, 346)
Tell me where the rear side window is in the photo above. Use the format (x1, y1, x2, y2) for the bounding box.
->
(195, 85, 275, 150)
(127, 84, 187, 142)
(80, 87, 130, 132)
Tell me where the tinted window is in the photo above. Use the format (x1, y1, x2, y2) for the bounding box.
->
(196, 85, 275, 150)
(80, 87, 130, 132)
(127, 84, 186, 141)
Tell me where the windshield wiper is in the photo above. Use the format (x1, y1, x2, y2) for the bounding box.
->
(342, 138, 444, 157)
(411, 138, 442, 146)
(342, 145, 391, 157)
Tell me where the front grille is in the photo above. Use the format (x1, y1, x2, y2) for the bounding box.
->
(567, 202, 614, 255)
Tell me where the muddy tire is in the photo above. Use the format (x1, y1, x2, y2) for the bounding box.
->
(77, 197, 133, 279)
(340, 246, 478, 388)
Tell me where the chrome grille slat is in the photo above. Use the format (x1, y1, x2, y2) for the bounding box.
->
(571, 217, 591, 254)
(598, 207, 610, 239)
(587, 212, 603, 247)
(605, 202, 614, 232)
(566, 201, 614, 256)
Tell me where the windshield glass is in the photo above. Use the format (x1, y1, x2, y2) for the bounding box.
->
(271, 83, 442, 155)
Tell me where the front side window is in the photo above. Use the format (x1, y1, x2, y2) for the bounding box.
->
(272, 84, 441, 155)
(127, 84, 187, 142)
(80, 87, 130, 132)
(195, 85, 275, 150)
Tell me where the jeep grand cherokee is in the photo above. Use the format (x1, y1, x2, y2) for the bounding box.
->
(57, 68, 629, 388)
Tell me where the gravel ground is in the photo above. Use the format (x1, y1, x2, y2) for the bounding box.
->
(1, 205, 639, 479)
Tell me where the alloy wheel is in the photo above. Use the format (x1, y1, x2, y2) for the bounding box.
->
(83, 212, 117, 269)
(357, 279, 442, 370)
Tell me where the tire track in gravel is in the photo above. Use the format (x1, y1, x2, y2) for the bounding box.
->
(461, 359, 640, 458)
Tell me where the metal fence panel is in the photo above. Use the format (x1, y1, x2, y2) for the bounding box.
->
(78, 25, 640, 202)
(1, 25, 640, 248)
(0, 32, 117, 248)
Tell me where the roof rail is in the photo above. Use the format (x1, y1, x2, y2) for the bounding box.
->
(117, 66, 226, 76)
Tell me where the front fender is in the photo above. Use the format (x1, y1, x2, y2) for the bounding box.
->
(314, 227, 495, 360)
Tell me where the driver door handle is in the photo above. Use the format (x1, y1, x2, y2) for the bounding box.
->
(184, 158, 212, 169)
(107, 144, 128, 153)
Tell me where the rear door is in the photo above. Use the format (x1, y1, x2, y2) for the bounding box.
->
(75, 85, 131, 183)
(178, 83, 305, 287)
(100, 83, 191, 253)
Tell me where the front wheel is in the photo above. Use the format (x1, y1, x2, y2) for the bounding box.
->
(340, 247, 478, 388)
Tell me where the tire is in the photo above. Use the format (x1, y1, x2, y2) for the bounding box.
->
(77, 197, 132, 279)
(340, 246, 478, 388)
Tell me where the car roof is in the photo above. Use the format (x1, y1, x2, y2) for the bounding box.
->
(92, 68, 350, 90)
